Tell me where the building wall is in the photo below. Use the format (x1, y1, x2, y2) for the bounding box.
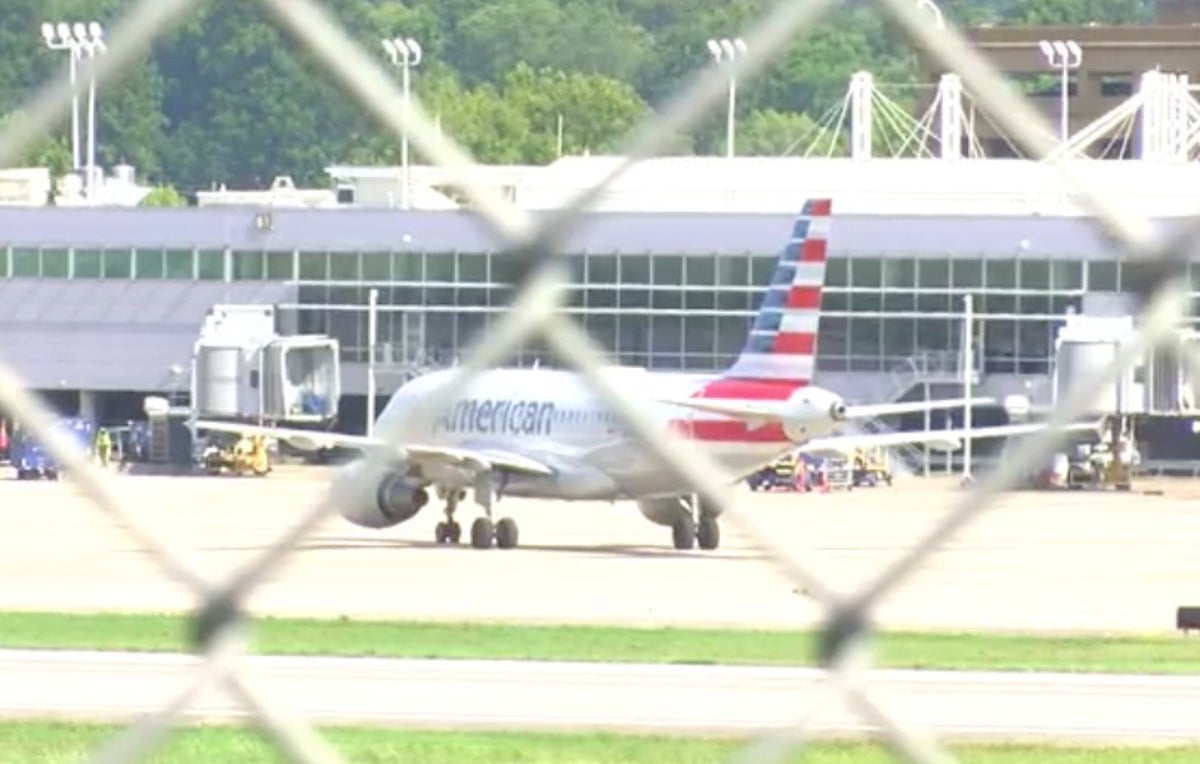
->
(0, 206, 1187, 401)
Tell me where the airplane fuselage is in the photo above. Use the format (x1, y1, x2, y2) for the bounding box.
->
(376, 366, 833, 501)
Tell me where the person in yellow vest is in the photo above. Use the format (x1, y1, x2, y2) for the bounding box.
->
(95, 428, 113, 467)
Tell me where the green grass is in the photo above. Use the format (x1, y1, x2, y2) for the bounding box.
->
(2, 722, 1199, 764)
(1, 611, 1198, 674)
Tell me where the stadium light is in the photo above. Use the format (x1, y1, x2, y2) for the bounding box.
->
(381, 37, 422, 210)
(40, 20, 105, 201)
(707, 37, 748, 159)
(1038, 39, 1082, 144)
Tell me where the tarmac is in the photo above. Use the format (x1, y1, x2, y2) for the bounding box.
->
(2, 649, 1198, 743)
(0, 467, 1197, 634)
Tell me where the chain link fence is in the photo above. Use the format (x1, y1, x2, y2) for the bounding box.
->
(2, 0, 1197, 762)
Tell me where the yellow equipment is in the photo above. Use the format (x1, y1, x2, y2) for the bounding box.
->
(850, 447, 893, 487)
(202, 434, 271, 477)
(747, 451, 803, 491)
(1065, 416, 1135, 491)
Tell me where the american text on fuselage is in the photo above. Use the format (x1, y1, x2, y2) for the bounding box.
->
(434, 397, 556, 437)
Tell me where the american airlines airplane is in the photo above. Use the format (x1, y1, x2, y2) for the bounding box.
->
(196, 199, 1081, 552)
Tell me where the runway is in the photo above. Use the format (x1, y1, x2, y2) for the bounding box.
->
(0, 648, 1197, 743)
(0, 471, 1198, 633)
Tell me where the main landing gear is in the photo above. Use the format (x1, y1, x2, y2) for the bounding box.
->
(670, 495, 720, 551)
(433, 482, 520, 550)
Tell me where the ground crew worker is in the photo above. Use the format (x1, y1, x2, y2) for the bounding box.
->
(852, 448, 868, 486)
(95, 428, 112, 467)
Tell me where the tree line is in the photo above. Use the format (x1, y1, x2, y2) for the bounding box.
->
(2, 0, 1150, 195)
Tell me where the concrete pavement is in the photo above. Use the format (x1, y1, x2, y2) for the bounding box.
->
(0, 474, 1198, 633)
(0, 649, 1197, 743)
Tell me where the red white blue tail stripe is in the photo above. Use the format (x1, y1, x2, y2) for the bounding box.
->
(667, 199, 832, 443)
(723, 198, 830, 386)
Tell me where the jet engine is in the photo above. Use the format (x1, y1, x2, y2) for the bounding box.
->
(330, 460, 431, 529)
(637, 496, 691, 527)
(779, 387, 847, 441)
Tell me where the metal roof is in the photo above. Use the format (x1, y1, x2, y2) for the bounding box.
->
(0, 206, 1162, 259)
(332, 157, 1200, 217)
(0, 281, 295, 391)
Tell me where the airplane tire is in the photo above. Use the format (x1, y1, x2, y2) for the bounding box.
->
(672, 514, 696, 550)
(495, 517, 519, 549)
(470, 517, 494, 549)
(697, 516, 720, 550)
(448, 521, 462, 544)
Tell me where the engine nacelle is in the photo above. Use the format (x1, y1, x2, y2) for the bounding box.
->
(637, 496, 690, 528)
(637, 494, 725, 527)
(331, 460, 431, 529)
(779, 387, 847, 441)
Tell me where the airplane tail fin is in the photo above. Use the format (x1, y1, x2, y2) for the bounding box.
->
(721, 198, 831, 390)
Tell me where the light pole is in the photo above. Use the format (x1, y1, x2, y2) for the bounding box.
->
(40, 22, 80, 172)
(381, 37, 422, 210)
(1038, 39, 1082, 144)
(40, 21, 105, 200)
(706, 37, 747, 159)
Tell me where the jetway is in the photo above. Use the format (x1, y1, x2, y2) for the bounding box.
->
(1051, 313, 1200, 417)
(190, 304, 340, 425)
(1051, 314, 1144, 416)
(1143, 330, 1200, 416)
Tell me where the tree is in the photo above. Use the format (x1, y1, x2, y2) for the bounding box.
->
(139, 184, 186, 207)
(736, 109, 841, 156)
(452, 0, 651, 86)
(0, 0, 1149, 189)
(1006, 0, 1151, 24)
(501, 64, 649, 161)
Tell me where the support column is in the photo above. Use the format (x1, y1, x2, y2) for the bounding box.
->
(79, 390, 98, 424)
(938, 73, 963, 160)
(850, 71, 874, 160)
(1169, 73, 1190, 161)
(1137, 70, 1163, 160)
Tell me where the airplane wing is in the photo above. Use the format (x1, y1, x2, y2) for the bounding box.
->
(657, 395, 997, 423)
(797, 420, 1102, 458)
(190, 420, 555, 477)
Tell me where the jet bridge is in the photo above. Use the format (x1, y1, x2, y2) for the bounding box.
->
(190, 304, 340, 425)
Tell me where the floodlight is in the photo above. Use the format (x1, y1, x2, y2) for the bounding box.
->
(381, 38, 397, 59)
(88, 22, 103, 41)
(733, 38, 748, 54)
(706, 39, 721, 59)
(72, 22, 87, 42)
(1038, 40, 1052, 61)
(1066, 40, 1081, 62)
(404, 38, 422, 63)
(56, 22, 71, 41)
(41, 22, 55, 44)
(719, 38, 735, 58)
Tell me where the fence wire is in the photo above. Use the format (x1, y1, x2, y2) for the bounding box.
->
(0, 0, 1195, 762)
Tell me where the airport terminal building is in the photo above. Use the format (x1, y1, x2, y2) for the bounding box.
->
(2, 155, 1190, 434)
(3, 154, 1198, 435)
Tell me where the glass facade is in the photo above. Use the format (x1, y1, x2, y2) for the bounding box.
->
(1, 243, 1188, 376)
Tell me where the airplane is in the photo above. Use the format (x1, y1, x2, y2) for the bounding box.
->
(193, 198, 1095, 552)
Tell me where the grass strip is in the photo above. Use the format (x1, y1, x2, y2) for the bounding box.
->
(0, 611, 1196, 674)
(2, 722, 1198, 763)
